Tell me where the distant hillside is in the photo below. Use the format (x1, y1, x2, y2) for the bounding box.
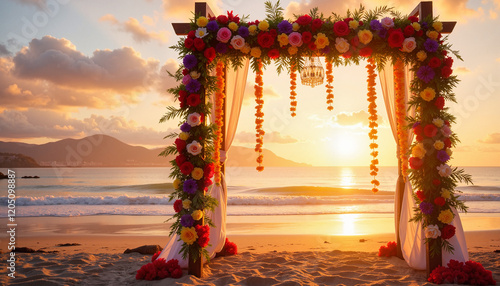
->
(0, 135, 309, 167)
(0, 153, 40, 168)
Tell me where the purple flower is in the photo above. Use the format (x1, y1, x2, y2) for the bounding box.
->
(378, 29, 387, 39)
(419, 202, 434, 215)
(277, 20, 293, 34)
(183, 179, 198, 194)
(185, 79, 201, 93)
(206, 20, 219, 32)
(180, 214, 194, 227)
(424, 38, 439, 53)
(417, 65, 435, 83)
(370, 19, 382, 31)
(183, 54, 197, 70)
(437, 150, 450, 162)
(322, 46, 331, 54)
(238, 26, 249, 38)
(180, 122, 191, 132)
(413, 122, 421, 128)
(421, 22, 429, 30)
(215, 42, 228, 54)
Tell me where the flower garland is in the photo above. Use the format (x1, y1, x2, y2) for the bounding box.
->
(428, 259, 496, 285)
(213, 60, 225, 185)
(366, 57, 379, 193)
(394, 59, 409, 179)
(325, 59, 334, 111)
(290, 63, 297, 117)
(254, 59, 265, 172)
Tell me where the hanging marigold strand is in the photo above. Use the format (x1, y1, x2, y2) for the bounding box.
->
(325, 59, 334, 111)
(394, 59, 409, 179)
(366, 57, 379, 193)
(290, 63, 297, 117)
(213, 60, 225, 185)
(254, 59, 265, 172)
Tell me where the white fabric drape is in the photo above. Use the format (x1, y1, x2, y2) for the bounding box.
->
(158, 59, 250, 268)
(379, 63, 468, 270)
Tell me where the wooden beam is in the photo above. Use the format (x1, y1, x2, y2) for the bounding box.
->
(172, 23, 191, 36)
(441, 21, 456, 34)
(410, 1, 433, 19)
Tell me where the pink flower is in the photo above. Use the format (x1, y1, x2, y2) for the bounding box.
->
(216, 27, 232, 43)
(401, 37, 416, 52)
(187, 112, 202, 127)
(186, 140, 202, 156)
(380, 17, 394, 29)
(441, 125, 452, 137)
(182, 75, 191, 85)
(230, 35, 245, 49)
(288, 32, 303, 47)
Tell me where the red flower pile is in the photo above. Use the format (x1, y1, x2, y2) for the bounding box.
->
(136, 251, 183, 280)
(217, 238, 238, 256)
(378, 241, 398, 257)
(429, 259, 496, 285)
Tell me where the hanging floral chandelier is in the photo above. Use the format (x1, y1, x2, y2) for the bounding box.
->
(300, 57, 325, 88)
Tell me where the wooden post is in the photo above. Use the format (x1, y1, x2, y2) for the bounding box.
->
(395, 145, 405, 260)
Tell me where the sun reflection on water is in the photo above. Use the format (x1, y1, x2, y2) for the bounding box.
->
(340, 167, 355, 187)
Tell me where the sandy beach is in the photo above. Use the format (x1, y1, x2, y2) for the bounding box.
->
(1, 214, 499, 285)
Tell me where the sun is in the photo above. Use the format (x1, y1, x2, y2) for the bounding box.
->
(333, 134, 359, 156)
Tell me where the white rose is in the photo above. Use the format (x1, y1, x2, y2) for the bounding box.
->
(381, 17, 394, 29)
(437, 164, 452, 177)
(425, 224, 441, 239)
(187, 112, 202, 127)
(186, 140, 202, 156)
(335, 37, 350, 54)
(230, 35, 245, 50)
(401, 37, 416, 53)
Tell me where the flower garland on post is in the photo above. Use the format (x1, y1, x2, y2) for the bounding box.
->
(366, 57, 379, 193)
(394, 59, 409, 179)
(255, 59, 265, 172)
(325, 59, 334, 111)
(213, 60, 225, 185)
(290, 62, 297, 117)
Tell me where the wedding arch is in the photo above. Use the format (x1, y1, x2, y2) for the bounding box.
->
(160, 1, 472, 278)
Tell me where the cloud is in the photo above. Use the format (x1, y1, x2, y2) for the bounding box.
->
(0, 44, 11, 56)
(242, 81, 281, 105)
(156, 58, 180, 95)
(479, 133, 500, 144)
(234, 131, 298, 144)
(308, 110, 383, 129)
(0, 109, 173, 146)
(162, 0, 222, 19)
(455, 67, 471, 74)
(100, 14, 168, 44)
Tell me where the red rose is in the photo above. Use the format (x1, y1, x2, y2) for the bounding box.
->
(409, 16, 419, 23)
(217, 15, 228, 25)
(350, 36, 360, 47)
(184, 38, 194, 49)
(257, 32, 275, 48)
(444, 57, 453, 67)
(295, 14, 312, 26)
(404, 25, 415, 37)
(343, 17, 353, 24)
(268, 48, 280, 59)
(416, 190, 426, 201)
(175, 154, 186, 166)
(302, 31, 312, 43)
(434, 196, 446, 207)
(424, 124, 438, 138)
(434, 96, 445, 110)
(224, 238, 238, 255)
(416, 30, 424, 37)
(359, 21, 364, 26)
(204, 47, 216, 62)
(359, 47, 373, 57)
(180, 161, 194, 175)
(187, 93, 201, 107)
(429, 57, 442, 68)
(204, 177, 213, 187)
(308, 42, 316, 51)
(433, 179, 441, 186)
(311, 18, 323, 32)
(182, 69, 189, 75)
(444, 120, 450, 126)
(387, 29, 405, 48)
(444, 138, 452, 148)
(441, 224, 456, 240)
(269, 29, 277, 37)
(198, 235, 210, 248)
(175, 138, 186, 152)
(341, 50, 352, 59)
(171, 268, 182, 279)
(193, 38, 205, 51)
(173, 200, 182, 212)
(441, 66, 453, 78)
(409, 157, 423, 169)
(333, 21, 349, 36)
(187, 30, 196, 39)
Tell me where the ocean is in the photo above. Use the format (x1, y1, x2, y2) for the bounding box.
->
(1, 166, 499, 217)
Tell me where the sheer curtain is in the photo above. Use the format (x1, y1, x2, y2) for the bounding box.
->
(158, 59, 250, 268)
(379, 63, 468, 270)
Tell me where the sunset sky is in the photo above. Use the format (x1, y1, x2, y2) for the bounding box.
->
(0, 0, 499, 166)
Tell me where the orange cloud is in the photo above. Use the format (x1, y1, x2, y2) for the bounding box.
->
(100, 14, 169, 44)
(479, 133, 500, 144)
(242, 81, 280, 105)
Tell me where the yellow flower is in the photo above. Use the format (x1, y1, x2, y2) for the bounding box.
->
(196, 16, 208, 27)
(420, 87, 436, 101)
(446, 148, 453, 156)
(288, 46, 298, 55)
(179, 132, 189, 141)
(412, 22, 421, 31)
(250, 47, 262, 58)
(411, 143, 426, 159)
(417, 50, 427, 61)
(182, 199, 191, 209)
(241, 43, 251, 54)
(277, 33, 289, 47)
(427, 30, 439, 40)
(258, 20, 269, 31)
(433, 21, 443, 32)
(434, 140, 444, 150)
(191, 167, 204, 180)
(358, 29, 373, 45)
(432, 118, 444, 128)
(180, 227, 198, 245)
(349, 20, 359, 29)
(441, 188, 451, 199)
(228, 22, 238, 32)
(292, 22, 300, 31)
(438, 209, 454, 224)
(173, 179, 181, 190)
(314, 33, 329, 49)
(191, 210, 203, 221)
(248, 25, 257, 35)
(190, 71, 200, 79)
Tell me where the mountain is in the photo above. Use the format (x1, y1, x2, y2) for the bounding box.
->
(0, 135, 309, 167)
(0, 153, 40, 168)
